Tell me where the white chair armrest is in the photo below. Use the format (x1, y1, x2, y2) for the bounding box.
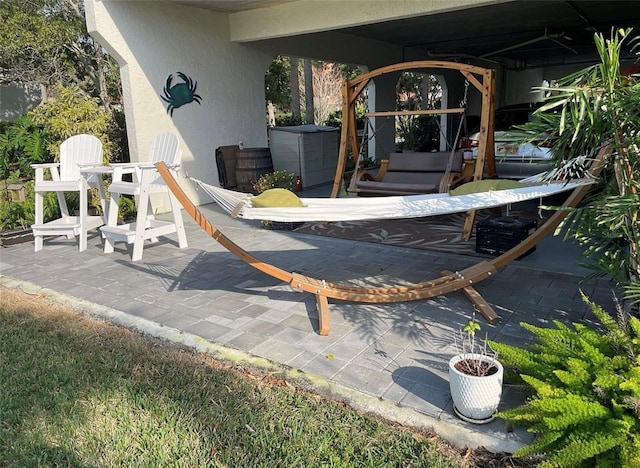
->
(31, 162, 59, 169)
(79, 165, 112, 175)
(108, 163, 138, 178)
(32, 163, 60, 182)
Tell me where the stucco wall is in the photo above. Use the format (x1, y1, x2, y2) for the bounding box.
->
(85, 0, 273, 206)
(0, 83, 43, 122)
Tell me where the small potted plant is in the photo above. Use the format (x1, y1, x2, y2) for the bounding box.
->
(252, 170, 303, 231)
(448, 317, 503, 424)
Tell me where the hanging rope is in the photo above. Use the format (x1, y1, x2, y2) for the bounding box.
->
(460, 78, 469, 108)
(348, 115, 394, 193)
(439, 79, 469, 193)
(347, 121, 372, 193)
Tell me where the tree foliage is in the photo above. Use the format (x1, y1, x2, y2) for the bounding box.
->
(30, 84, 111, 161)
(265, 56, 361, 125)
(0, 0, 121, 111)
(519, 28, 640, 303)
(0, 0, 80, 85)
(0, 114, 48, 179)
(265, 56, 291, 113)
(310, 61, 343, 125)
(396, 72, 442, 151)
(490, 292, 640, 467)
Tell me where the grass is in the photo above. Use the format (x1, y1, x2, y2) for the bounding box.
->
(0, 286, 467, 467)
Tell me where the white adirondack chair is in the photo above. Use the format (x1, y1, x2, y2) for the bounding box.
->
(101, 132, 188, 261)
(31, 134, 106, 252)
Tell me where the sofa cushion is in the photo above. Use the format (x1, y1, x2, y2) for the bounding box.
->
(355, 151, 463, 196)
(356, 180, 437, 194)
(382, 171, 443, 186)
(386, 151, 463, 172)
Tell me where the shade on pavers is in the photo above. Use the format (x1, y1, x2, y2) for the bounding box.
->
(0, 201, 617, 453)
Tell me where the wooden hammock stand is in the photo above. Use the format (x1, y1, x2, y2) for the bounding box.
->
(156, 145, 609, 336)
(330, 60, 498, 240)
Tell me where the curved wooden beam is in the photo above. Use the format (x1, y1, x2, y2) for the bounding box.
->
(348, 60, 493, 91)
(156, 161, 494, 296)
(156, 163, 497, 334)
(157, 145, 609, 335)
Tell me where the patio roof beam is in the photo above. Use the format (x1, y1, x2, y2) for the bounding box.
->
(226, 0, 501, 43)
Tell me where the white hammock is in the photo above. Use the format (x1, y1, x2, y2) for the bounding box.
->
(190, 177, 595, 223)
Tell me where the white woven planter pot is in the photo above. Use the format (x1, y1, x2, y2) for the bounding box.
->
(448, 353, 503, 423)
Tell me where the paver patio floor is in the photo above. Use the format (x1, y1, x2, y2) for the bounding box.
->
(0, 195, 617, 452)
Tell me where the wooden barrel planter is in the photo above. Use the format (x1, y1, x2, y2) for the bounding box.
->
(236, 147, 274, 193)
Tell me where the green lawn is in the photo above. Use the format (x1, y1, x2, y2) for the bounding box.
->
(0, 287, 466, 467)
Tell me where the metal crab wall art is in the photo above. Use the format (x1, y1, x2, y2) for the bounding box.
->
(161, 72, 202, 116)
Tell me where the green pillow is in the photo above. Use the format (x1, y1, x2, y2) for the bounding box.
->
(450, 179, 526, 196)
(251, 188, 306, 208)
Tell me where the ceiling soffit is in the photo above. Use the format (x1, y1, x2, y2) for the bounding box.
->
(165, 1, 640, 68)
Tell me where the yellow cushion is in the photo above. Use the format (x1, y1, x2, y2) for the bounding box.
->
(250, 188, 306, 208)
(450, 179, 526, 196)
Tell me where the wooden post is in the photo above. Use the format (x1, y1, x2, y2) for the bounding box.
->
(462, 68, 495, 240)
(331, 82, 351, 198)
(316, 294, 330, 335)
(441, 270, 500, 324)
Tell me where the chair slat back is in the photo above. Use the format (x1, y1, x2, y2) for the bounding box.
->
(148, 133, 180, 165)
(59, 134, 103, 180)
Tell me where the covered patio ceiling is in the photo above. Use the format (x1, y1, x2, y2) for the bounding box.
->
(338, 1, 640, 68)
(170, 0, 640, 69)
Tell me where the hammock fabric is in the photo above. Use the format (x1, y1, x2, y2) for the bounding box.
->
(190, 177, 595, 223)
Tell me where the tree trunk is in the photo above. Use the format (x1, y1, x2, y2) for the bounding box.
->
(94, 50, 111, 113)
(290, 56, 301, 121)
(613, 124, 640, 283)
(304, 58, 314, 124)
